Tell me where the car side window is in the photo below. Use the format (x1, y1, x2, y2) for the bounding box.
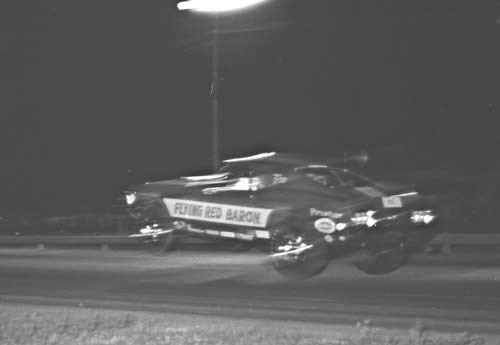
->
(297, 167, 342, 188)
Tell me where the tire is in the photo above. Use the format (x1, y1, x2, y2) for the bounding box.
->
(271, 234, 329, 279)
(353, 246, 408, 275)
(225, 241, 254, 252)
(159, 233, 178, 252)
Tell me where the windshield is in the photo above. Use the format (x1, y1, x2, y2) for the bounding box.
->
(332, 168, 374, 187)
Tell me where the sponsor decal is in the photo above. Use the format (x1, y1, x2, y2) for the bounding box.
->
(236, 233, 255, 241)
(272, 174, 288, 185)
(255, 230, 270, 239)
(381, 196, 403, 208)
(163, 198, 273, 228)
(314, 218, 336, 234)
(310, 208, 343, 219)
(181, 223, 257, 241)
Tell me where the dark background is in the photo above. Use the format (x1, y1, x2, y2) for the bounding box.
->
(1, 0, 499, 214)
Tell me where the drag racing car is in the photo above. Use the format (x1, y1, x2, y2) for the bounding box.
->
(124, 152, 439, 278)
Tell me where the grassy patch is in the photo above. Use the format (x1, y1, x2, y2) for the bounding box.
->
(0, 304, 491, 345)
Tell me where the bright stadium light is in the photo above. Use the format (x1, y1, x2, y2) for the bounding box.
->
(177, 0, 269, 13)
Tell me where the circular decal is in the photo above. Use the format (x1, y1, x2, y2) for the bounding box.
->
(314, 218, 336, 234)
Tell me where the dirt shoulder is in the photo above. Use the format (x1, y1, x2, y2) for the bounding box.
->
(0, 303, 495, 345)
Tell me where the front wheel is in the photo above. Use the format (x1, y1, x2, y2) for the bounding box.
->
(353, 246, 408, 275)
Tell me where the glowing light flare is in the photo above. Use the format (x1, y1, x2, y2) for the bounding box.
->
(351, 210, 377, 227)
(125, 193, 136, 205)
(140, 225, 154, 234)
(335, 222, 347, 231)
(411, 210, 436, 224)
(223, 151, 275, 163)
(234, 177, 264, 191)
(181, 173, 229, 181)
(423, 214, 435, 224)
(178, 0, 269, 12)
(202, 177, 265, 194)
(366, 217, 377, 228)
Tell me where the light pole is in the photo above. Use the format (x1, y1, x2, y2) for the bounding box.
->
(177, 0, 270, 171)
(210, 17, 220, 171)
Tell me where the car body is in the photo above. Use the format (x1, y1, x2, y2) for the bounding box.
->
(124, 152, 439, 278)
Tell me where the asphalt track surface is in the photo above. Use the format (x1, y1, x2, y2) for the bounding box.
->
(1, 248, 500, 334)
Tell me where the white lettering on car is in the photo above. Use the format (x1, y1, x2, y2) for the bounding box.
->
(310, 208, 343, 219)
(164, 198, 273, 228)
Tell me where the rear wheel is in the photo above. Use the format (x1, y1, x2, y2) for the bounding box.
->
(225, 241, 254, 252)
(271, 230, 329, 279)
(159, 232, 178, 252)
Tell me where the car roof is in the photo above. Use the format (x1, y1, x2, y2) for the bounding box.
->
(220, 152, 326, 171)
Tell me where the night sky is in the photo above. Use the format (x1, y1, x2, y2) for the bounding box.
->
(1, 0, 499, 214)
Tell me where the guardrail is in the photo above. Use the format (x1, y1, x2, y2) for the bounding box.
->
(0, 235, 134, 250)
(429, 233, 500, 254)
(431, 233, 500, 245)
(0, 233, 498, 253)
